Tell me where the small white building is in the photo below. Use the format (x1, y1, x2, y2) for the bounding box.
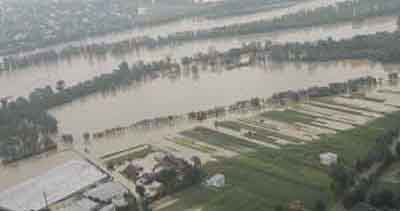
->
(320, 152, 338, 166)
(206, 174, 225, 188)
(240, 54, 251, 64)
(137, 7, 149, 16)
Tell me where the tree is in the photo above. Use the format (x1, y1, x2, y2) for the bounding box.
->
(83, 132, 90, 142)
(369, 190, 395, 209)
(56, 80, 66, 92)
(157, 169, 178, 193)
(118, 61, 130, 72)
(313, 200, 326, 211)
(190, 156, 202, 169)
(395, 144, 400, 156)
(135, 185, 146, 197)
(397, 16, 400, 30)
(274, 205, 285, 211)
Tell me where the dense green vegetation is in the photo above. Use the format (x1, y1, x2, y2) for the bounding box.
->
(160, 148, 332, 211)
(0, 95, 58, 162)
(160, 110, 400, 211)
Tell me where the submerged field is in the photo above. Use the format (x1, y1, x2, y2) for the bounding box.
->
(156, 86, 400, 211)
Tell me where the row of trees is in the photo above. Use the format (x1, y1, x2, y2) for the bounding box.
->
(269, 16, 400, 62)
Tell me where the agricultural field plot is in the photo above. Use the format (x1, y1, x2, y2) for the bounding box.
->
(157, 110, 400, 211)
(180, 127, 262, 154)
(158, 147, 333, 211)
(245, 117, 318, 142)
(368, 89, 400, 108)
(261, 109, 351, 132)
(330, 96, 398, 113)
(299, 103, 372, 125)
(310, 100, 383, 118)
(290, 108, 355, 131)
(217, 120, 302, 144)
(163, 135, 237, 162)
(260, 110, 316, 124)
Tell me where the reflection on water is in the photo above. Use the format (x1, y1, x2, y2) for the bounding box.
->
(50, 60, 392, 137)
(1, 16, 397, 98)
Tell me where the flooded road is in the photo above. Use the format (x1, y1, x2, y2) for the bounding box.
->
(1, 15, 397, 98)
(50, 60, 393, 137)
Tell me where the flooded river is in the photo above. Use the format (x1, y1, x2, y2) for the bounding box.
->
(0, 15, 397, 98)
(0, 0, 398, 197)
(50, 60, 394, 137)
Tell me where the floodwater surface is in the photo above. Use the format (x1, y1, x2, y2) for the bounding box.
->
(0, 15, 397, 98)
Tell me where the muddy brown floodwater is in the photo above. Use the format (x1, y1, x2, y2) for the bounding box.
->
(0, 15, 397, 98)
(50, 60, 395, 137)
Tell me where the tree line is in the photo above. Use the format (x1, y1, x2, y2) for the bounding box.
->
(269, 17, 400, 62)
(3, 0, 400, 71)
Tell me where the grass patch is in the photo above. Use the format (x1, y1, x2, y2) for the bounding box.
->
(159, 148, 332, 211)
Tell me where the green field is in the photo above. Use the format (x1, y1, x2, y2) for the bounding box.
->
(261, 110, 316, 124)
(180, 127, 261, 153)
(160, 149, 332, 211)
(158, 110, 400, 211)
(219, 120, 303, 143)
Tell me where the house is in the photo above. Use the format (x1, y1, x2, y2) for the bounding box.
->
(121, 164, 141, 182)
(239, 54, 251, 65)
(389, 73, 399, 81)
(61, 134, 74, 144)
(206, 174, 225, 188)
(288, 200, 305, 211)
(320, 152, 338, 166)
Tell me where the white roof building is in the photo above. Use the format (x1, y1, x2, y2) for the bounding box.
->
(0, 160, 106, 211)
(320, 152, 338, 166)
(206, 174, 225, 188)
